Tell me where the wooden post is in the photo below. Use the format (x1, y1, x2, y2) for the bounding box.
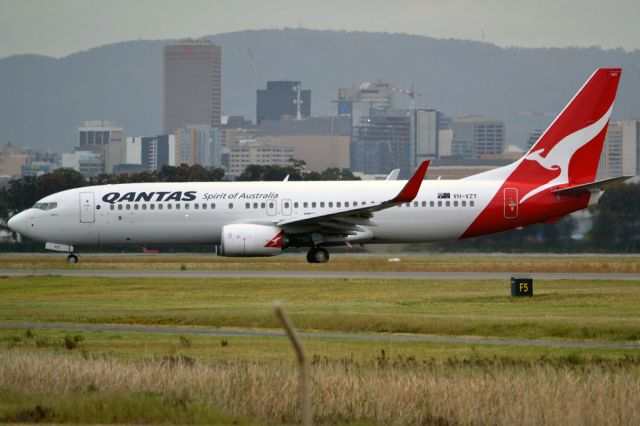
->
(273, 301, 311, 426)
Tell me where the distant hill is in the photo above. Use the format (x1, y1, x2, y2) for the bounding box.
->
(1, 28, 639, 152)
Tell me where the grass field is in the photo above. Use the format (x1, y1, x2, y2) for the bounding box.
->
(1, 256, 640, 424)
(1, 275, 640, 341)
(2, 252, 640, 273)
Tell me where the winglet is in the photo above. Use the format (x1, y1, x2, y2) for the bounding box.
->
(390, 161, 430, 203)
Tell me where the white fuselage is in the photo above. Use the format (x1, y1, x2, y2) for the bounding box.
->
(11, 179, 503, 247)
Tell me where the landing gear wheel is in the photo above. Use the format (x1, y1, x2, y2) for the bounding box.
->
(67, 253, 78, 264)
(306, 247, 329, 263)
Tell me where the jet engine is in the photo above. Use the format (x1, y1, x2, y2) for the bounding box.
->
(218, 224, 285, 257)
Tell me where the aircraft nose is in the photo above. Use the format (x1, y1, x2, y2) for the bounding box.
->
(7, 211, 27, 235)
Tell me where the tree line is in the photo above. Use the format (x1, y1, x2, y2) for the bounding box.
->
(0, 163, 359, 220)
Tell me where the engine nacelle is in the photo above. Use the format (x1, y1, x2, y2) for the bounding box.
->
(218, 224, 285, 257)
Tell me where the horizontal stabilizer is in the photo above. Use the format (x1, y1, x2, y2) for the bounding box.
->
(552, 175, 633, 196)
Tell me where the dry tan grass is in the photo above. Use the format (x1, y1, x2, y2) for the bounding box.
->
(1, 350, 639, 425)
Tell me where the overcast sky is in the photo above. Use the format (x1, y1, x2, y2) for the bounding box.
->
(0, 0, 638, 59)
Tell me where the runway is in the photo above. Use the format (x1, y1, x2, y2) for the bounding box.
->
(1, 321, 638, 350)
(2, 269, 640, 280)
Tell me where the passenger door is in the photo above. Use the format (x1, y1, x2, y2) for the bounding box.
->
(503, 188, 518, 219)
(79, 192, 95, 223)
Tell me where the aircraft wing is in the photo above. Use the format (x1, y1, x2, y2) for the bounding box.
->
(551, 175, 633, 196)
(276, 161, 429, 235)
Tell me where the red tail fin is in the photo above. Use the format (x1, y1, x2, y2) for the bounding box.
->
(515, 69, 621, 202)
(462, 69, 622, 239)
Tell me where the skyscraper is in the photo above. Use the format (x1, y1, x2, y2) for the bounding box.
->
(163, 40, 221, 135)
(256, 81, 311, 124)
(451, 115, 505, 159)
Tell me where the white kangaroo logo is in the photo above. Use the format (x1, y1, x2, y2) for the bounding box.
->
(520, 106, 612, 204)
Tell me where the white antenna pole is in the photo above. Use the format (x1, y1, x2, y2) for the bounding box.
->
(296, 83, 302, 120)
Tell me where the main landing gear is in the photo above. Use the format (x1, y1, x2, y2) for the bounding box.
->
(306, 247, 329, 264)
(67, 253, 79, 264)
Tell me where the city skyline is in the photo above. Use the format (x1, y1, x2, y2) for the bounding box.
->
(1, 0, 639, 59)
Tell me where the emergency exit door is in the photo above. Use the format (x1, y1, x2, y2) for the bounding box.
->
(503, 188, 518, 219)
(80, 192, 95, 223)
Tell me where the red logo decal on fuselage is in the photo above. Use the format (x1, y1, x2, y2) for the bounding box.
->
(264, 232, 283, 248)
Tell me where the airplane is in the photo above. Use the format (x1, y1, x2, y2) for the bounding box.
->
(7, 68, 629, 264)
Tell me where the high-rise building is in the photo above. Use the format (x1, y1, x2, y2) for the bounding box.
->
(228, 140, 295, 176)
(0, 143, 28, 178)
(602, 120, 640, 178)
(163, 40, 222, 134)
(125, 135, 176, 172)
(337, 82, 395, 128)
(351, 114, 411, 177)
(256, 81, 311, 125)
(410, 109, 447, 168)
(175, 126, 222, 167)
(526, 129, 544, 150)
(76, 120, 124, 175)
(451, 115, 505, 159)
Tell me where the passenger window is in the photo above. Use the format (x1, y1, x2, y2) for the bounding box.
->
(194, 203, 199, 209)
(284, 202, 290, 208)
(185, 204, 189, 209)
(328, 202, 333, 208)
(470, 201, 475, 207)
(245, 203, 250, 209)
(345, 202, 349, 207)
(110, 205, 114, 211)
(413, 201, 418, 207)
(253, 203, 259, 209)
(422, 201, 426, 207)
(134, 204, 139, 210)
(353, 201, 358, 206)
(167, 204, 172, 210)
(150, 204, 155, 210)
(268, 202, 274, 209)
(320, 202, 325, 208)
(454, 201, 458, 207)
(294, 202, 299, 208)
(405, 203, 410, 208)
(446, 201, 450, 207)
(462, 201, 466, 207)
(303, 202, 308, 208)
(176, 204, 180, 210)
(260, 202, 265, 209)
(228, 203, 233, 209)
(142, 204, 147, 210)
(430, 201, 434, 207)
(158, 204, 163, 210)
(438, 201, 442, 207)
(202, 203, 206, 209)
(211, 203, 216, 209)
(312, 202, 316, 208)
(126, 204, 131, 210)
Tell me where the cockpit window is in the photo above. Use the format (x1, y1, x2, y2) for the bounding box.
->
(32, 202, 58, 211)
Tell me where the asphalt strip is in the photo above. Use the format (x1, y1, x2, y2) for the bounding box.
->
(1, 321, 638, 350)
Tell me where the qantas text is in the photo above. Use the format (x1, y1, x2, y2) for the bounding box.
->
(102, 191, 197, 204)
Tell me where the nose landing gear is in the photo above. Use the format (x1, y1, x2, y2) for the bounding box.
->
(306, 247, 329, 263)
(67, 253, 79, 264)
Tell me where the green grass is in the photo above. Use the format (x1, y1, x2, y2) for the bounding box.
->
(1, 270, 640, 424)
(0, 387, 256, 425)
(1, 327, 638, 363)
(1, 275, 639, 342)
